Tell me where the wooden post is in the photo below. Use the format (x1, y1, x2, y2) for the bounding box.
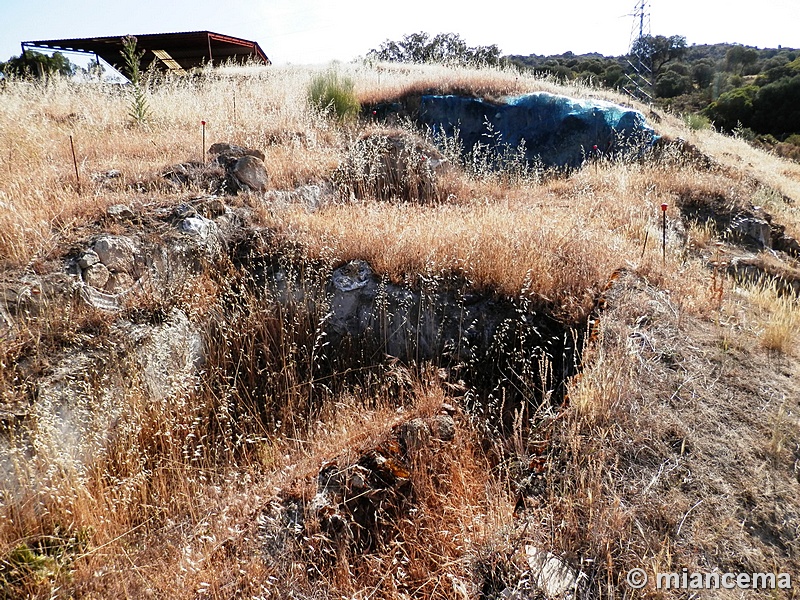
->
(69, 135, 82, 195)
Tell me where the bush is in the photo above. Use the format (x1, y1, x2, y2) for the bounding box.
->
(703, 85, 758, 131)
(684, 113, 711, 131)
(655, 71, 691, 98)
(307, 69, 360, 121)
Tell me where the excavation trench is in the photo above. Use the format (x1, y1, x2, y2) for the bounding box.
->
(0, 203, 586, 494)
(221, 242, 583, 431)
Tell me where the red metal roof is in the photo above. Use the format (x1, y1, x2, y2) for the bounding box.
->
(21, 31, 270, 74)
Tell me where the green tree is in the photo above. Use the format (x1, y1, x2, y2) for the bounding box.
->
(121, 36, 151, 126)
(602, 64, 625, 88)
(726, 45, 759, 74)
(630, 34, 688, 77)
(655, 70, 691, 98)
(0, 50, 76, 79)
(368, 32, 501, 66)
(703, 85, 758, 130)
(692, 60, 716, 89)
(753, 75, 800, 136)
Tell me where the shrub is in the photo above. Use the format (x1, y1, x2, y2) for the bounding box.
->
(307, 69, 360, 121)
(684, 113, 711, 131)
(703, 85, 758, 131)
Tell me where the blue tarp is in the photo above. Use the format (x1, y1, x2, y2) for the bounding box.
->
(417, 92, 658, 169)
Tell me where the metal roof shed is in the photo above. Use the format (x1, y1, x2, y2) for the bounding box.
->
(21, 31, 270, 75)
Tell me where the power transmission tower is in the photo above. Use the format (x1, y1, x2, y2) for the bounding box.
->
(624, 0, 654, 102)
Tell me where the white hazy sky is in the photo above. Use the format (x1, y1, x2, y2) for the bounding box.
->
(1, 0, 798, 66)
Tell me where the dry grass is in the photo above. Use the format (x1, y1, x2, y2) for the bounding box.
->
(1, 61, 799, 599)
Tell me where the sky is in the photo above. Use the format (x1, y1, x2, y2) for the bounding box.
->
(1, 0, 799, 67)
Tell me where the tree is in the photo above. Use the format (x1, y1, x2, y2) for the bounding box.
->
(655, 71, 691, 98)
(752, 75, 800, 136)
(0, 50, 76, 79)
(630, 34, 688, 77)
(121, 36, 151, 125)
(602, 65, 625, 89)
(368, 32, 501, 67)
(692, 60, 716, 89)
(726, 45, 759, 75)
(703, 85, 758, 130)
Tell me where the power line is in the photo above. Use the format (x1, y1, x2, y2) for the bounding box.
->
(623, 0, 653, 102)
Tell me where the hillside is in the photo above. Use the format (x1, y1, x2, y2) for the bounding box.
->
(1, 62, 799, 599)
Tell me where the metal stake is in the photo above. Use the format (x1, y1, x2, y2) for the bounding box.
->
(201, 120, 206, 162)
(661, 203, 668, 263)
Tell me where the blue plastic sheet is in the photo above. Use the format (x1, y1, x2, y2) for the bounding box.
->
(418, 92, 658, 169)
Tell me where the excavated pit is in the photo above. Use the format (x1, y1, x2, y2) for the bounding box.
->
(0, 198, 586, 496)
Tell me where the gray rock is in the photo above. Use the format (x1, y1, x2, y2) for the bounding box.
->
(202, 198, 227, 217)
(730, 216, 772, 247)
(349, 465, 372, 491)
(0, 305, 13, 341)
(83, 263, 110, 289)
(332, 260, 372, 292)
(107, 204, 134, 220)
(208, 142, 266, 162)
(231, 155, 269, 192)
(400, 418, 431, 452)
(430, 414, 456, 442)
(106, 271, 135, 294)
(91, 169, 121, 181)
(78, 249, 100, 269)
(524, 546, 582, 598)
(180, 215, 212, 239)
(264, 184, 330, 212)
(773, 231, 800, 256)
(93, 235, 139, 274)
(79, 285, 121, 312)
(318, 460, 344, 497)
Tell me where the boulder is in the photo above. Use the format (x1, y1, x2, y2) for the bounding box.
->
(208, 142, 266, 162)
(523, 546, 582, 598)
(430, 414, 456, 442)
(92, 235, 140, 275)
(773, 231, 800, 257)
(106, 204, 134, 220)
(730, 215, 772, 247)
(106, 271, 135, 294)
(399, 418, 431, 452)
(231, 155, 269, 192)
(78, 249, 100, 270)
(83, 263, 110, 289)
(180, 215, 213, 239)
(332, 260, 372, 292)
